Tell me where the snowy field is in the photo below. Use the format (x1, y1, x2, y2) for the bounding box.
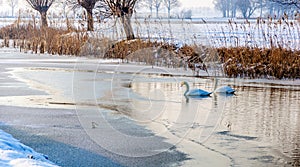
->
(1, 17, 299, 50)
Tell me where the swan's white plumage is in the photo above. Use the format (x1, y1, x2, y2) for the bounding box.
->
(213, 78, 235, 94)
(181, 81, 211, 96)
(214, 86, 235, 94)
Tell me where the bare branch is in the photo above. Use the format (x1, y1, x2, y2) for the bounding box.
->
(271, 0, 300, 9)
(25, 0, 55, 26)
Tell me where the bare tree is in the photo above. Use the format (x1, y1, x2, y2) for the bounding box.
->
(67, 0, 101, 31)
(138, 0, 153, 16)
(102, 0, 137, 40)
(153, 0, 162, 18)
(7, 0, 18, 17)
(267, 0, 299, 18)
(214, 0, 232, 17)
(179, 9, 192, 19)
(271, 0, 300, 17)
(237, 0, 250, 18)
(139, 0, 161, 18)
(271, 0, 300, 9)
(26, 0, 55, 27)
(163, 0, 180, 18)
(236, 0, 261, 18)
(231, 0, 238, 17)
(259, 0, 263, 17)
(78, 0, 99, 31)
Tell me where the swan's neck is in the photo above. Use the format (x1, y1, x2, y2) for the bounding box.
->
(184, 82, 190, 96)
(213, 78, 218, 91)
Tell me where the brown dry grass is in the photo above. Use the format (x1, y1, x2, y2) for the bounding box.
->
(217, 47, 300, 79)
(1, 15, 299, 79)
(0, 18, 88, 56)
(104, 39, 207, 70)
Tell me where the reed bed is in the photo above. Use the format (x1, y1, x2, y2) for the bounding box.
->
(0, 13, 299, 79)
(104, 39, 207, 71)
(207, 16, 300, 79)
(217, 47, 300, 79)
(0, 15, 88, 55)
(208, 16, 300, 50)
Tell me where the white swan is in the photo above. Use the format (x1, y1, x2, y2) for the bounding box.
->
(213, 78, 235, 94)
(181, 81, 212, 96)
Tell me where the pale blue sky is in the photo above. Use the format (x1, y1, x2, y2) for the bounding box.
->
(0, 0, 215, 15)
(1, 0, 215, 9)
(180, 0, 214, 8)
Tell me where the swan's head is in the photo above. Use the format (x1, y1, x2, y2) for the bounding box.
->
(180, 81, 187, 87)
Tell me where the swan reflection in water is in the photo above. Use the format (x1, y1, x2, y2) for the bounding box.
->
(180, 85, 235, 143)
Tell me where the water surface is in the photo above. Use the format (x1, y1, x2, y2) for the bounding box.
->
(12, 65, 300, 166)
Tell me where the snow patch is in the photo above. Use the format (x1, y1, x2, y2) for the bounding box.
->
(0, 129, 59, 167)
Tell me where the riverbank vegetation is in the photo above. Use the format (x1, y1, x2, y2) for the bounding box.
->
(0, 12, 299, 79)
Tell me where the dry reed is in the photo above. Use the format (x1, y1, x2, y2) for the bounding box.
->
(1, 13, 299, 79)
(217, 47, 300, 79)
(0, 15, 88, 56)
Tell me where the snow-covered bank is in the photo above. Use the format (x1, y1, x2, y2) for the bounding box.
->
(0, 129, 58, 167)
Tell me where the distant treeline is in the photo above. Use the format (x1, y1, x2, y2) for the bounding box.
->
(214, 0, 300, 19)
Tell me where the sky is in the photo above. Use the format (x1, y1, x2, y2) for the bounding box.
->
(180, 0, 214, 8)
(0, 0, 215, 9)
(0, 0, 216, 16)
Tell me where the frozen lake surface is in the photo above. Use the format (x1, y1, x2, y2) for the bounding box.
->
(0, 48, 299, 166)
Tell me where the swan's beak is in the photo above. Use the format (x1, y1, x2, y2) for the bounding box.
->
(180, 82, 184, 87)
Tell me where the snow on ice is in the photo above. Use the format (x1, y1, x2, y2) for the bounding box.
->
(0, 129, 58, 167)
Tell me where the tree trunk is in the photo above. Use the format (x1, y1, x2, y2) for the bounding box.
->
(40, 11, 48, 27)
(121, 15, 135, 40)
(86, 8, 94, 31)
(11, 7, 14, 17)
(242, 11, 247, 19)
(260, 0, 263, 17)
